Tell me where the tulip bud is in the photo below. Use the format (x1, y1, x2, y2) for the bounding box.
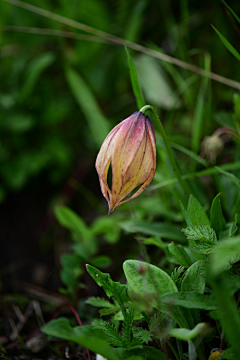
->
(95, 111, 156, 214)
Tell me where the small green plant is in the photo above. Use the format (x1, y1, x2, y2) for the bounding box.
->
(54, 206, 121, 300)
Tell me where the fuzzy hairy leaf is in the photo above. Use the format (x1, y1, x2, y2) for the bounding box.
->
(191, 242, 214, 254)
(182, 225, 217, 244)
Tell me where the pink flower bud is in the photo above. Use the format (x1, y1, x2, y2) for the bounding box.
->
(95, 112, 156, 214)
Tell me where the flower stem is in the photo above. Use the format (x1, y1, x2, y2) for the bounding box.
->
(140, 105, 191, 197)
(66, 304, 91, 360)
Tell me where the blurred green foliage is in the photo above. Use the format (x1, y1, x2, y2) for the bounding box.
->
(1, 0, 240, 205)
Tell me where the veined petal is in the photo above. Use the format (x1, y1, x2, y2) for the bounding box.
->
(111, 113, 146, 202)
(95, 111, 156, 214)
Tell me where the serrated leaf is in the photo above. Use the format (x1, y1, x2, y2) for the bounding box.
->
(86, 265, 113, 298)
(171, 266, 185, 284)
(169, 322, 208, 340)
(187, 195, 210, 226)
(191, 242, 214, 254)
(210, 193, 226, 238)
(101, 322, 124, 347)
(132, 328, 152, 344)
(181, 260, 206, 294)
(123, 307, 135, 348)
(182, 225, 217, 244)
(168, 243, 192, 268)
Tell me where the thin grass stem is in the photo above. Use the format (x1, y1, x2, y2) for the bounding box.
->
(2, 0, 240, 90)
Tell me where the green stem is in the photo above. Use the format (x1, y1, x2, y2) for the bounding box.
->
(167, 339, 180, 360)
(140, 105, 191, 198)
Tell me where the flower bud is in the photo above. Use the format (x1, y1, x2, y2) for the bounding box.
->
(95, 111, 156, 214)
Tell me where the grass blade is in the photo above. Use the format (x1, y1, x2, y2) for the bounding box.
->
(125, 46, 145, 109)
(65, 67, 110, 147)
(215, 166, 240, 189)
(212, 25, 240, 62)
(221, 0, 240, 25)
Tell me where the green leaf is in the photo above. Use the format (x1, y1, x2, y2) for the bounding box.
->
(221, 0, 240, 25)
(90, 255, 112, 268)
(171, 142, 208, 167)
(169, 323, 208, 341)
(209, 235, 240, 276)
(134, 55, 181, 109)
(191, 242, 214, 254)
(120, 221, 186, 242)
(220, 215, 238, 239)
(101, 321, 124, 347)
(212, 25, 240, 62)
(181, 260, 206, 294)
(21, 52, 55, 100)
(86, 297, 116, 308)
(100, 307, 120, 316)
(187, 195, 210, 226)
(123, 260, 188, 328)
(123, 306, 135, 348)
(182, 225, 217, 244)
(210, 275, 240, 358)
(191, 80, 207, 153)
(132, 328, 152, 344)
(168, 243, 192, 268)
(179, 200, 193, 227)
(171, 266, 185, 285)
(215, 166, 240, 189)
(123, 260, 178, 303)
(117, 346, 166, 360)
(125, 46, 145, 109)
(210, 193, 226, 238)
(92, 216, 121, 244)
(65, 67, 110, 147)
(86, 265, 113, 298)
(86, 265, 130, 305)
(159, 292, 218, 310)
(55, 206, 92, 240)
(42, 319, 120, 360)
